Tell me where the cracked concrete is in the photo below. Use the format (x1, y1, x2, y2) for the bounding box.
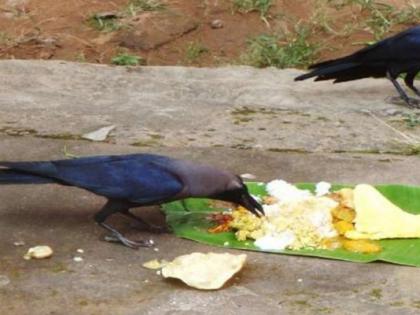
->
(1, 61, 420, 315)
(0, 60, 419, 154)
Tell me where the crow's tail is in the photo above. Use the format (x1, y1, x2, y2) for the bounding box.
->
(0, 169, 53, 184)
(294, 60, 359, 81)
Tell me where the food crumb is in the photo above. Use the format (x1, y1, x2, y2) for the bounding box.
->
(73, 256, 83, 262)
(297, 278, 303, 283)
(143, 259, 165, 270)
(14, 241, 25, 247)
(223, 241, 230, 246)
(76, 249, 84, 254)
(154, 248, 159, 252)
(23, 245, 53, 260)
(156, 270, 161, 276)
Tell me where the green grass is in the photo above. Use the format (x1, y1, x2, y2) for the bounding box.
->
(89, 0, 165, 32)
(185, 41, 209, 63)
(403, 113, 420, 128)
(126, 0, 165, 16)
(329, 0, 420, 40)
(233, 0, 273, 18)
(240, 26, 317, 68)
(111, 53, 144, 66)
(88, 15, 121, 32)
(75, 52, 86, 63)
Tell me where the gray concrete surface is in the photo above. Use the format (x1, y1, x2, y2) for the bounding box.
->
(1, 61, 420, 315)
(0, 60, 420, 153)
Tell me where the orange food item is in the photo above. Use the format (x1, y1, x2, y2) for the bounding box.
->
(208, 213, 233, 233)
(262, 196, 278, 205)
(342, 239, 382, 254)
(334, 220, 354, 235)
(208, 223, 232, 233)
(321, 237, 343, 250)
(331, 206, 356, 223)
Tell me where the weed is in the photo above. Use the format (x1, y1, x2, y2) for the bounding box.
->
(111, 53, 145, 66)
(392, 4, 420, 25)
(88, 15, 121, 32)
(370, 288, 382, 299)
(329, 1, 420, 40)
(185, 41, 209, 63)
(240, 26, 317, 68)
(403, 113, 420, 128)
(75, 52, 86, 63)
(233, 0, 273, 18)
(126, 0, 165, 16)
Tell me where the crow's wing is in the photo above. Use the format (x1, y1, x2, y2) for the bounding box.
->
(0, 154, 184, 204)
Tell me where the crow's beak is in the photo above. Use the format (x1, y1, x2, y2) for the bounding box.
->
(240, 192, 264, 217)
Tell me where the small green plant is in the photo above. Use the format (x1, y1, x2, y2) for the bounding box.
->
(111, 53, 144, 66)
(233, 0, 273, 18)
(75, 52, 86, 63)
(88, 15, 121, 32)
(403, 113, 420, 128)
(392, 4, 420, 25)
(126, 0, 165, 16)
(185, 42, 209, 63)
(233, 0, 273, 25)
(365, 2, 394, 40)
(329, 0, 420, 40)
(240, 26, 317, 68)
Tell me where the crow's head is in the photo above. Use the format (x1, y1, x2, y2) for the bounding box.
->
(168, 158, 264, 217)
(209, 175, 264, 217)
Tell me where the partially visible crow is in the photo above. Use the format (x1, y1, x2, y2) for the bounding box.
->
(295, 26, 420, 107)
(0, 154, 263, 248)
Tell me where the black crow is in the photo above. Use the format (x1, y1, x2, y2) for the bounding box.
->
(295, 26, 420, 107)
(0, 154, 263, 248)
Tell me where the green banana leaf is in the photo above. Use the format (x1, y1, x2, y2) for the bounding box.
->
(161, 183, 420, 267)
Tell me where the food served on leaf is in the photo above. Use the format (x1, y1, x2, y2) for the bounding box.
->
(208, 180, 418, 254)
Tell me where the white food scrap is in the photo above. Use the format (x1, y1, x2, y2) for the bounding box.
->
(142, 259, 168, 270)
(161, 252, 247, 290)
(23, 245, 53, 260)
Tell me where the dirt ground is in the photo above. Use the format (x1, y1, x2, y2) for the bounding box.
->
(0, 0, 418, 67)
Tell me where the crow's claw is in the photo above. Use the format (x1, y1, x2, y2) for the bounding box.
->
(386, 96, 420, 109)
(99, 222, 153, 249)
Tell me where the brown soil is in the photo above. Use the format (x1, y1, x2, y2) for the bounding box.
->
(0, 0, 418, 67)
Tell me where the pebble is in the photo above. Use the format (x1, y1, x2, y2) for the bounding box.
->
(210, 19, 223, 29)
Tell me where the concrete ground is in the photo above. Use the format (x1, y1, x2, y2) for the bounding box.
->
(1, 61, 420, 315)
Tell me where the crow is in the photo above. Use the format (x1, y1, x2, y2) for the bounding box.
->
(295, 26, 420, 107)
(0, 153, 263, 248)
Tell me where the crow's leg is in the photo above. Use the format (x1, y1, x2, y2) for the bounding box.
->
(387, 71, 420, 108)
(404, 71, 420, 97)
(94, 200, 153, 249)
(120, 209, 169, 233)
